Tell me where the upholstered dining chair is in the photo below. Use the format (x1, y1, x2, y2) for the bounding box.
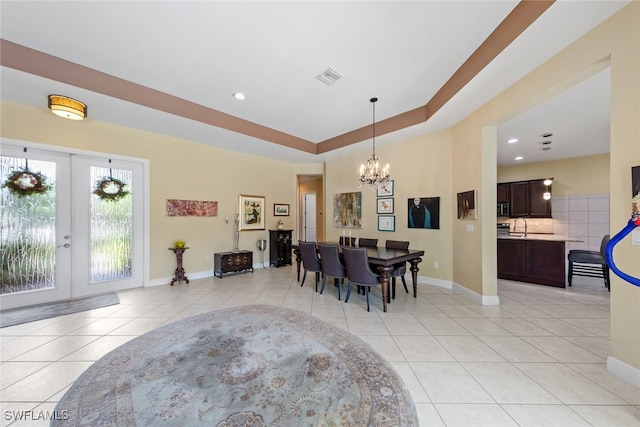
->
(385, 239, 410, 300)
(568, 234, 610, 290)
(317, 243, 348, 300)
(358, 238, 378, 248)
(298, 240, 322, 292)
(342, 246, 381, 312)
(339, 236, 356, 247)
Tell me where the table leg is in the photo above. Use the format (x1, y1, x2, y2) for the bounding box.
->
(377, 265, 393, 312)
(294, 249, 301, 282)
(409, 257, 422, 298)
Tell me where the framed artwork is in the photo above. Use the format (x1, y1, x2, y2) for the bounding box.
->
(333, 192, 362, 228)
(377, 198, 394, 214)
(238, 194, 265, 231)
(377, 180, 394, 197)
(378, 215, 395, 232)
(166, 199, 218, 217)
(274, 203, 290, 216)
(457, 190, 477, 220)
(408, 197, 440, 229)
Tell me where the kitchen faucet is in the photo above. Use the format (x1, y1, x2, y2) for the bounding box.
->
(513, 217, 528, 237)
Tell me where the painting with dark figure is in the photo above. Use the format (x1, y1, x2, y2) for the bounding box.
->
(633, 165, 640, 198)
(408, 197, 440, 229)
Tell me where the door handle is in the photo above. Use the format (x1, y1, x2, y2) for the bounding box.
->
(57, 243, 71, 248)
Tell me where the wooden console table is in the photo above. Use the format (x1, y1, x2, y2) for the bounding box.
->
(214, 250, 254, 278)
(169, 247, 190, 286)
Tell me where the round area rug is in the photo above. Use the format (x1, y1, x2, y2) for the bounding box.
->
(53, 304, 418, 426)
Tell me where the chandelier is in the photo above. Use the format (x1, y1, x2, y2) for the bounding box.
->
(359, 97, 391, 191)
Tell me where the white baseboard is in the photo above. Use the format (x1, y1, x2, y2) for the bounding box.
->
(404, 275, 499, 305)
(607, 356, 640, 388)
(147, 269, 214, 287)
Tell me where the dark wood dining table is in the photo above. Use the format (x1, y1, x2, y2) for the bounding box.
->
(291, 243, 425, 312)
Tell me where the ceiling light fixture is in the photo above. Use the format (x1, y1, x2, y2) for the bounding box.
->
(507, 138, 519, 144)
(48, 95, 87, 120)
(515, 156, 524, 161)
(233, 92, 246, 100)
(542, 142, 553, 200)
(358, 97, 390, 192)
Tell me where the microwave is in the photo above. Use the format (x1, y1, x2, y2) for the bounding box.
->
(497, 202, 510, 217)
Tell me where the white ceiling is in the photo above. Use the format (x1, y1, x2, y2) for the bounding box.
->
(0, 1, 626, 166)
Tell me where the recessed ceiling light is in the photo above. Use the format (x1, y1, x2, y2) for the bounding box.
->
(515, 156, 524, 161)
(233, 92, 246, 100)
(507, 138, 518, 144)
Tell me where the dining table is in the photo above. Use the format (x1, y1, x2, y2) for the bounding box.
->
(291, 243, 425, 312)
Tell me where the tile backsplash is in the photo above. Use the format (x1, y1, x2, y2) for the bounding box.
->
(552, 193, 609, 251)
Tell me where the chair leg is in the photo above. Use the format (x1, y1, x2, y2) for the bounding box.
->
(301, 270, 307, 287)
(320, 275, 327, 294)
(345, 282, 353, 303)
(366, 287, 370, 312)
(568, 261, 573, 286)
(315, 272, 320, 292)
(401, 276, 408, 293)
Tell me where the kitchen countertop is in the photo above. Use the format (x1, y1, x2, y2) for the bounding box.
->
(498, 233, 583, 242)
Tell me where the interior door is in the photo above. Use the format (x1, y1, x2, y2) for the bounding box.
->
(303, 192, 317, 242)
(0, 145, 72, 310)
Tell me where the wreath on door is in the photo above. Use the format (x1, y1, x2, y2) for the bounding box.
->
(3, 163, 51, 197)
(93, 173, 129, 202)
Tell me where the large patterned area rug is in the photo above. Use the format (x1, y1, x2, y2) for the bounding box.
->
(53, 304, 418, 426)
(0, 293, 120, 328)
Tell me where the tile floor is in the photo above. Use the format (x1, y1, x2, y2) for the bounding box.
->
(1, 267, 639, 426)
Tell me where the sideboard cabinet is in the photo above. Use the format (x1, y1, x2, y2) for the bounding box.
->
(214, 250, 254, 278)
(269, 229, 292, 267)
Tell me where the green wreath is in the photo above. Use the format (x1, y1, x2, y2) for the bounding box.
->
(3, 169, 51, 197)
(93, 176, 130, 202)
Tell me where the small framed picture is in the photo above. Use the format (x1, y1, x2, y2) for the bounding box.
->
(378, 215, 395, 232)
(377, 180, 394, 197)
(274, 203, 290, 216)
(239, 194, 265, 231)
(377, 198, 394, 214)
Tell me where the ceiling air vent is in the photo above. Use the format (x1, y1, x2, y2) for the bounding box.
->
(316, 68, 343, 86)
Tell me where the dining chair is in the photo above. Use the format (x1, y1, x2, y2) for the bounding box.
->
(342, 246, 381, 312)
(385, 240, 410, 299)
(298, 240, 322, 292)
(358, 238, 378, 248)
(339, 236, 356, 246)
(567, 234, 610, 290)
(317, 243, 348, 300)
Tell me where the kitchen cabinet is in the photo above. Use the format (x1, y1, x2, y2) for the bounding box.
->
(497, 238, 565, 287)
(509, 179, 551, 218)
(497, 183, 510, 204)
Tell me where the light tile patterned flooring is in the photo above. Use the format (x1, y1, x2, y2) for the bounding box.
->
(1, 266, 639, 426)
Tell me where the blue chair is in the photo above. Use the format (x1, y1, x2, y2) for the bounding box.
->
(317, 243, 348, 300)
(342, 246, 381, 312)
(298, 240, 321, 292)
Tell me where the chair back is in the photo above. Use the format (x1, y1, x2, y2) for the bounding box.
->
(358, 238, 378, 248)
(342, 247, 379, 286)
(339, 236, 356, 246)
(599, 234, 610, 257)
(385, 240, 409, 250)
(318, 244, 346, 279)
(298, 241, 321, 272)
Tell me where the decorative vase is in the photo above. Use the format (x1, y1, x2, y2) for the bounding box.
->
(277, 223, 284, 230)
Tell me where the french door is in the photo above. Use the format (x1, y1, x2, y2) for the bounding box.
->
(1, 142, 145, 310)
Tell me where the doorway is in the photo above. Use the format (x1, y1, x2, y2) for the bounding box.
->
(1, 142, 146, 310)
(297, 174, 323, 243)
(302, 192, 317, 241)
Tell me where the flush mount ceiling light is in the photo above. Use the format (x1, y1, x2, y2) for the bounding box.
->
(48, 95, 87, 120)
(358, 97, 391, 191)
(233, 92, 246, 100)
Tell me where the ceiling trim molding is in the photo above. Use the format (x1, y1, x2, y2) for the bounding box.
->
(0, 1, 553, 157)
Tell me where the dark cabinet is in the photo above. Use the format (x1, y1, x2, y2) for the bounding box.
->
(214, 251, 254, 278)
(509, 179, 551, 218)
(497, 238, 565, 287)
(269, 229, 292, 267)
(497, 183, 510, 204)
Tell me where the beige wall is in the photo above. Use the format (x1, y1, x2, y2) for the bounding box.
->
(324, 129, 454, 283)
(0, 100, 307, 281)
(498, 153, 610, 196)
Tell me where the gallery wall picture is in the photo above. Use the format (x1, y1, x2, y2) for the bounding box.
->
(239, 194, 265, 231)
(633, 165, 640, 198)
(457, 190, 477, 220)
(407, 197, 440, 229)
(166, 199, 218, 217)
(333, 192, 362, 228)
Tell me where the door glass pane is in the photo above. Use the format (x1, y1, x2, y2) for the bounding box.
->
(1, 156, 56, 294)
(90, 167, 132, 283)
